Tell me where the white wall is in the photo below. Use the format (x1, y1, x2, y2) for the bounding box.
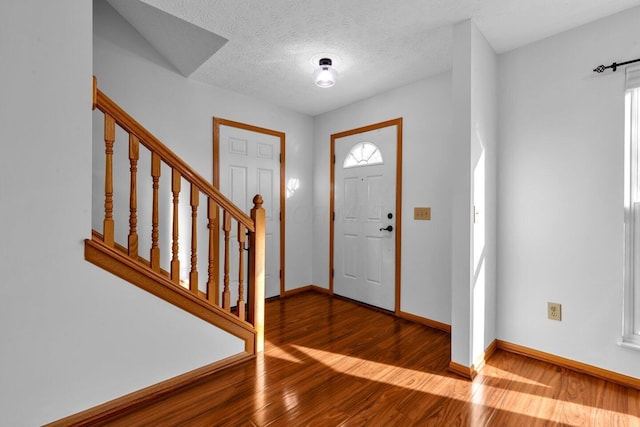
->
(0, 2, 248, 426)
(450, 20, 498, 368)
(470, 22, 498, 363)
(313, 73, 454, 325)
(93, 0, 315, 291)
(498, 6, 640, 378)
(451, 21, 474, 366)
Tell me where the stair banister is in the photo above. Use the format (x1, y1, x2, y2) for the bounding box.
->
(92, 81, 254, 230)
(87, 76, 265, 356)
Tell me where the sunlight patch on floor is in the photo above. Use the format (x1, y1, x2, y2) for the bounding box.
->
(471, 386, 639, 424)
(291, 344, 465, 392)
(264, 340, 305, 364)
(281, 388, 300, 411)
(483, 366, 552, 388)
(291, 344, 638, 424)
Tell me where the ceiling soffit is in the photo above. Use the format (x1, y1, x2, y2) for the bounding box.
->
(107, 0, 227, 77)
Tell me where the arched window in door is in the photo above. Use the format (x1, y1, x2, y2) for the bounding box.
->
(343, 141, 383, 168)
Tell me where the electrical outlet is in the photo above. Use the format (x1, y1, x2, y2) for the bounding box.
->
(547, 302, 562, 321)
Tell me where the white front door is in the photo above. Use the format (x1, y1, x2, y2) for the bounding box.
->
(334, 125, 397, 311)
(218, 122, 281, 299)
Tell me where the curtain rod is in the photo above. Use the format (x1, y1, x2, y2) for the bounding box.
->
(593, 57, 640, 73)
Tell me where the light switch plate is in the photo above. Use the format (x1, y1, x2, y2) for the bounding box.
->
(414, 207, 431, 220)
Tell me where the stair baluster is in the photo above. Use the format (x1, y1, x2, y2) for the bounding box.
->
(103, 114, 115, 247)
(222, 210, 231, 311)
(128, 135, 139, 258)
(150, 152, 161, 272)
(207, 199, 217, 304)
(189, 184, 199, 293)
(171, 169, 181, 284)
(237, 223, 246, 320)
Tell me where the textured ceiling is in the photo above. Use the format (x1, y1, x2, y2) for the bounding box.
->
(113, 0, 640, 116)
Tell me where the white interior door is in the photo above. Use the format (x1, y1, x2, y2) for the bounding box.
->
(334, 126, 396, 311)
(219, 124, 280, 299)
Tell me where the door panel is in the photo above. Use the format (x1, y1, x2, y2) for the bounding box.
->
(257, 168, 274, 219)
(367, 175, 383, 220)
(344, 234, 358, 278)
(366, 236, 382, 284)
(229, 166, 248, 212)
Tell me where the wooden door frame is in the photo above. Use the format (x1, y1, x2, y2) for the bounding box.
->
(330, 118, 403, 314)
(213, 117, 286, 298)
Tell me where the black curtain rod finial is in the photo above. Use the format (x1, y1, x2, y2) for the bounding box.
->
(593, 58, 640, 73)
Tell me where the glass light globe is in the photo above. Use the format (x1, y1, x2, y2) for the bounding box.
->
(313, 59, 338, 88)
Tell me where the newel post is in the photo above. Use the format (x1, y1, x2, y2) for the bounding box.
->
(248, 194, 265, 353)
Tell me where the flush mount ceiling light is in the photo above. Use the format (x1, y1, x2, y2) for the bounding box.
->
(313, 58, 338, 88)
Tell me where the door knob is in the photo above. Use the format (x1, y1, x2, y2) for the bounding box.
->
(379, 225, 393, 232)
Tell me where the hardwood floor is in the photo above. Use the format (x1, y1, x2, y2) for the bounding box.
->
(104, 291, 640, 426)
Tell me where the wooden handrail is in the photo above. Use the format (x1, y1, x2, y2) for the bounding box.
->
(93, 88, 254, 231)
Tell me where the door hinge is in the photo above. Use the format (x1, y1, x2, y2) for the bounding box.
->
(332, 211, 335, 221)
(279, 211, 282, 221)
(333, 154, 336, 164)
(331, 269, 334, 278)
(279, 153, 282, 163)
(279, 269, 282, 279)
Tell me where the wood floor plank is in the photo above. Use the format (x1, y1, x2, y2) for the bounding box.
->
(101, 291, 640, 426)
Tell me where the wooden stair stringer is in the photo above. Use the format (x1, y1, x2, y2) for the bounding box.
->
(85, 237, 256, 354)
